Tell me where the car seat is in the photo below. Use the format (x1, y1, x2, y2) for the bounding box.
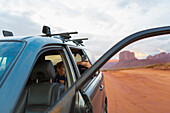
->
(25, 60, 65, 113)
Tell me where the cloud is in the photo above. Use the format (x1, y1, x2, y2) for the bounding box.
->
(1, 0, 170, 60)
(0, 11, 41, 36)
(83, 7, 113, 23)
(117, 0, 160, 9)
(134, 51, 148, 59)
(157, 48, 166, 53)
(118, 34, 170, 59)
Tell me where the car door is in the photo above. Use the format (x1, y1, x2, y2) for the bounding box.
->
(66, 47, 106, 113)
(82, 49, 106, 113)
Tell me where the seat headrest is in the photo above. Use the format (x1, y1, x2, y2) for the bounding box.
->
(30, 60, 56, 81)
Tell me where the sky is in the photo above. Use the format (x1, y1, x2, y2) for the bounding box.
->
(0, 0, 170, 59)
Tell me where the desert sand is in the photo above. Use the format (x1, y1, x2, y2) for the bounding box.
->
(103, 69, 170, 113)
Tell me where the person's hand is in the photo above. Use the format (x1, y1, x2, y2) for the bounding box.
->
(77, 60, 91, 68)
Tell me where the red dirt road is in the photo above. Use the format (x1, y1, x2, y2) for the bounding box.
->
(103, 69, 170, 113)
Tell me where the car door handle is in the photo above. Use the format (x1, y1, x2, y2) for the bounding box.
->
(100, 85, 104, 91)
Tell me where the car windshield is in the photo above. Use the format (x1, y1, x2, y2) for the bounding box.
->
(0, 41, 24, 81)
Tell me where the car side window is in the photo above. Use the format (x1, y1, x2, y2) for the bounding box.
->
(84, 49, 96, 64)
(70, 48, 92, 75)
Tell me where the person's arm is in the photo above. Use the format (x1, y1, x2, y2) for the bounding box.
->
(77, 60, 91, 68)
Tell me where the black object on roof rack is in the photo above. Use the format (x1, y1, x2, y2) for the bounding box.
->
(42, 26, 78, 39)
(2, 30, 14, 37)
(42, 26, 51, 36)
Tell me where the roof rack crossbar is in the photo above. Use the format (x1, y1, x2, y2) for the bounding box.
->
(41, 25, 88, 45)
(51, 31, 78, 39)
(66, 38, 88, 46)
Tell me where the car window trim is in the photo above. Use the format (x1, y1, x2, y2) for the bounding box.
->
(65, 46, 81, 79)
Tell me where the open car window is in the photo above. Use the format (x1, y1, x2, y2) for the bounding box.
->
(45, 54, 69, 87)
(45, 55, 62, 65)
(70, 48, 92, 74)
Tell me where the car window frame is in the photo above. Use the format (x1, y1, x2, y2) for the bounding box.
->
(35, 46, 76, 87)
(83, 49, 96, 64)
(67, 46, 90, 78)
(65, 46, 82, 79)
(67, 46, 97, 89)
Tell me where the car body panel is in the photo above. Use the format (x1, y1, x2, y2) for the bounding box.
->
(84, 72, 105, 113)
(49, 85, 76, 113)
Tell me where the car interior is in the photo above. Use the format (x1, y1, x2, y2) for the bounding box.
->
(14, 51, 66, 113)
(70, 49, 89, 74)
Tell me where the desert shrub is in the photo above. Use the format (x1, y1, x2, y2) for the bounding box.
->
(155, 63, 164, 66)
(165, 63, 170, 68)
(102, 70, 107, 72)
(145, 63, 164, 68)
(145, 65, 155, 68)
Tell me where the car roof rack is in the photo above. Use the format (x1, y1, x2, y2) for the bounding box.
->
(2, 30, 14, 37)
(1, 26, 88, 46)
(42, 25, 78, 38)
(42, 25, 88, 46)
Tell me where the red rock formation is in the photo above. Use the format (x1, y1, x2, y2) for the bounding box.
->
(147, 52, 170, 60)
(168, 53, 170, 57)
(119, 51, 137, 61)
(111, 51, 170, 70)
(147, 55, 153, 60)
(101, 60, 119, 70)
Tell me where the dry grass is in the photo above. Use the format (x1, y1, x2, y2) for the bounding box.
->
(144, 63, 170, 70)
(145, 63, 164, 68)
(102, 62, 170, 71)
(165, 63, 170, 68)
